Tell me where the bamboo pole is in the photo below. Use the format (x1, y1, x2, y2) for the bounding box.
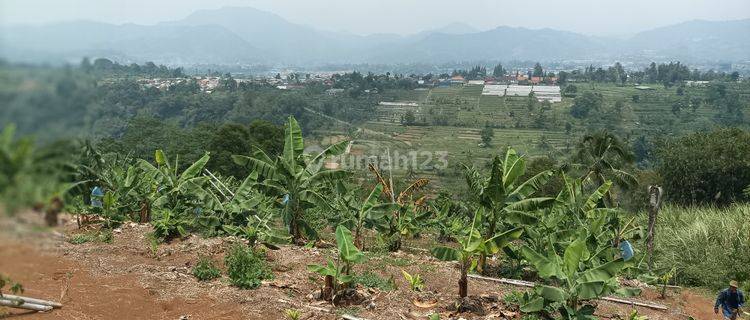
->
(0, 298, 53, 312)
(467, 274, 669, 311)
(600, 296, 668, 311)
(1, 294, 62, 308)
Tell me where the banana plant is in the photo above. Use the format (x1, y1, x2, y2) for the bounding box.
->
(464, 148, 554, 271)
(138, 150, 213, 218)
(329, 182, 398, 249)
(233, 116, 350, 244)
(520, 235, 628, 319)
(432, 208, 523, 298)
(307, 225, 364, 301)
(431, 201, 468, 242)
(368, 163, 431, 251)
(212, 174, 291, 247)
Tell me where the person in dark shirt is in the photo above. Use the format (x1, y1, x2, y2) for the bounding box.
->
(715, 281, 745, 320)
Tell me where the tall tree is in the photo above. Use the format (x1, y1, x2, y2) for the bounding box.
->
(532, 63, 544, 77)
(492, 63, 506, 78)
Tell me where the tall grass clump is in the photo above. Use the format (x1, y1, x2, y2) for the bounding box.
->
(650, 204, 750, 289)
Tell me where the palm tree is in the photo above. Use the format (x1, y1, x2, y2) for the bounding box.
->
(573, 130, 637, 207)
(232, 116, 349, 244)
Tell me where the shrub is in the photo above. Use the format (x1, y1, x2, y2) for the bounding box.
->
(225, 244, 273, 289)
(192, 256, 221, 281)
(655, 128, 750, 205)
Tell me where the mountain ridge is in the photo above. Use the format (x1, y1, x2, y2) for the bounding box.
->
(1, 7, 748, 66)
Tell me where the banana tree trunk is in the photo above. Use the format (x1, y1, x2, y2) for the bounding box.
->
(478, 212, 497, 274)
(354, 226, 364, 250)
(288, 201, 304, 245)
(321, 275, 334, 301)
(459, 259, 469, 298)
(139, 199, 150, 223)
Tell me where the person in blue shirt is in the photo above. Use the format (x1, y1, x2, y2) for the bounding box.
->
(715, 281, 745, 320)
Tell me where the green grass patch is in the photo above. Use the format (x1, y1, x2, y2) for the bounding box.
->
(68, 230, 113, 244)
(646, 204, 750, 290)
(354, 271, 396, 291)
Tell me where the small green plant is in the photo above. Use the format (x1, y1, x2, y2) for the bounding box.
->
(308, 225, 364, 301)
(628, 309, 648, 320)
(0, 274, 23, 296)
(428, 313, 440, 320)
(659, 267, 676, 299)
(146, 232, 159, 257)
(284, 308, 301, 320)
(225, 243, 273, 289)
(192, 256, 221, 281)
(401, 269, 425, 292)
(503, 291, 524, 305)
(98, 229, 113, 243)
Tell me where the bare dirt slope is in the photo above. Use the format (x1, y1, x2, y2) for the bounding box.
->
(0, 212, 716, 320)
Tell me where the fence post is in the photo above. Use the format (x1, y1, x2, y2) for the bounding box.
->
(647, 185, 663, 271)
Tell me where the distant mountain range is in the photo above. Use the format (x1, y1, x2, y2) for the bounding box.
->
(1, 6, 748, 66)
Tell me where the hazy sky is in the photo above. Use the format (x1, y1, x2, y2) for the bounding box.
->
(2, 0, 749, 36)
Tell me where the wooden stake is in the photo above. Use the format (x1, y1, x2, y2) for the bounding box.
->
(647, 185, 663, 271)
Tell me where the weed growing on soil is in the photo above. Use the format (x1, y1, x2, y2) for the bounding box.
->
(284, 309, 301, 320)
(68, 230, 113, 244)
(225, 244, 273, 289)
(146, 232, 159, 257)
(69, 233, 95, 244)
(0, 274, 23, 296)
(192, 256, 221, 281)
(335, 306, 360, 316)
(354, 272, 396, 291)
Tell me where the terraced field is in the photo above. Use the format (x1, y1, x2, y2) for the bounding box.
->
(326, 82, 750, 193)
